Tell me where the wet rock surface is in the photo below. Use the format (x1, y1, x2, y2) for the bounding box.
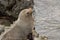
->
(34, 0, 60, 40)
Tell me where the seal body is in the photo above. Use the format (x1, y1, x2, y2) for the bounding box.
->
(1, 8, 34, 40)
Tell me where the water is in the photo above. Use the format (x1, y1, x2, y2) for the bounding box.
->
(34, 0, 60, 40)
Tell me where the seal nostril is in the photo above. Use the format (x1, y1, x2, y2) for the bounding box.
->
(27, 12, 29, 15)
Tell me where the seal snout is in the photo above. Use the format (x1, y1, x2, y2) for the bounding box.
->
(27, 8, 33, 14)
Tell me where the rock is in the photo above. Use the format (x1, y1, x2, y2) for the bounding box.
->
(0, 0, 34, 26)
(0, 19, 11, 26)
(0, 25, 5, 35)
